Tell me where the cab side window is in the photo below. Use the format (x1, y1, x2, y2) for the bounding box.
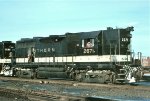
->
(82, 38, 94, 48)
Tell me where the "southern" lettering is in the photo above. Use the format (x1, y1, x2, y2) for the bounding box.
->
(36, 48, 52, 53)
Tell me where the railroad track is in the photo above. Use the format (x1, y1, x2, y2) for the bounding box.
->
(0, 76, 115, 101)
(0, 83, 113, 101)
(0, 76, 149, 90)
(0, 76, 150, 101)
(0, 76, 126, 92)
(0, 87, 86, 101)
(0, 76, 76, 85)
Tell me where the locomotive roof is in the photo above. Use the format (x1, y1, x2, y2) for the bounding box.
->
(16, 26, 134, 43)
(39, 35, 66, 43)
(79, 31, 101, 38)
(1, 41, 12, 43)
(17, 37, 43, 43)
(66, 30, 101, 39)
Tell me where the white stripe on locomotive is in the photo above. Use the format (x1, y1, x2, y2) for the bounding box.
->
(0, 59, 11, 63)
(16, 55, 131, 63)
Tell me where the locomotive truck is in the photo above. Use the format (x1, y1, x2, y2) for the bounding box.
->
(0, 27, 143, 83)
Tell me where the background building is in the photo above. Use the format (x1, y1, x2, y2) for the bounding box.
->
(142, 57, 150, 67)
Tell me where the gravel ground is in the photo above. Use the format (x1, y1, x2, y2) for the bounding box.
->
(0, 96, 27, 101)
(0, 77, 150, 101)
(0, 88, 30, 101)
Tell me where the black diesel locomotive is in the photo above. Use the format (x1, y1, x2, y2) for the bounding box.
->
(0, 27, 143, 83)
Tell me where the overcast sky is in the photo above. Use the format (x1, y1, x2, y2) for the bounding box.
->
(0, 0, 149, 56)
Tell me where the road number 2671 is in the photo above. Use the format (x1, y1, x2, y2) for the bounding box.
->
(83, 49, 95, 54)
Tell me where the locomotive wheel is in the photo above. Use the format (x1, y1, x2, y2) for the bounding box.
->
(75, 73, 84, 82)
(15, 70, 21, 78)
(69, 72, 76, 80)
(31, 71, 36, 79)
(111, 74, 116, 84)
